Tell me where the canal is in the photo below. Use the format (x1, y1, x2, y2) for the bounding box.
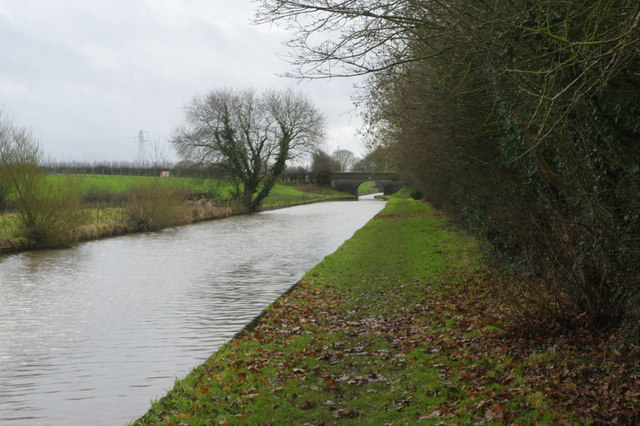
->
(0, 195, 385, 425)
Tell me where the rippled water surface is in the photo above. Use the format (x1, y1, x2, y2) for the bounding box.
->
(0, 196, 385, 425)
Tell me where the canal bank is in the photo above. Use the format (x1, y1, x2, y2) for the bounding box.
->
(135, 190, 640, 425)
(0, 183, 354, 256)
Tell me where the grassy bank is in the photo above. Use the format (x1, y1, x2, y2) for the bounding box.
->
(135, 190, 640, 424)
(0, 176, 351, 253)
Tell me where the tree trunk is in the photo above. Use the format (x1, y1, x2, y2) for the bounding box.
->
(251, 136, 291, 209)
(242, 184, 257, 212)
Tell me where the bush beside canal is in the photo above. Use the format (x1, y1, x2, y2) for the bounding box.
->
(135, 190, 639, 425)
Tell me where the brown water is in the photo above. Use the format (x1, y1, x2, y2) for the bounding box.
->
(0, 196, 385, 425)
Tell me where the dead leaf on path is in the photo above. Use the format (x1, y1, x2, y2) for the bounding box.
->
(299, 400, 316, 410)
(484, 403, 505, 421)
(324, 377, 338, 392)
(335, 408, 359, 418)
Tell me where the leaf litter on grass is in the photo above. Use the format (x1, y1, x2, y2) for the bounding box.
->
(136, 194, 640, 425)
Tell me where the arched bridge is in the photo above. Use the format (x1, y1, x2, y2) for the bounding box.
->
(331, 172, 404, 196)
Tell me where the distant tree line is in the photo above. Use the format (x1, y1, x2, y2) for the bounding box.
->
(281, 147, 392, 185)
(259, 1, 640, 338)
(44, 159, 235, 179)
(43, 146, 390, 186)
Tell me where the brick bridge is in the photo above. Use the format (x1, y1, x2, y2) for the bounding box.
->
(331, 172, 404, 196)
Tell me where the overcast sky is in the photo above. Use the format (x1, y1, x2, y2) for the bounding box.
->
(0, 0, 365, 164)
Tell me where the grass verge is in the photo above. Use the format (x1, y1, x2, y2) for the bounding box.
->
(135, 189, 640, 424)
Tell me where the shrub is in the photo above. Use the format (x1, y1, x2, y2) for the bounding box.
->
(123, 181, 189, 232)
(84, 184, 125, 205)
(185, 199, 231, 221)
(1, 114, 86, 247)
(0, 182, 8, 210)
(14, 174, 87, 248)
(410, 190, 423, 200)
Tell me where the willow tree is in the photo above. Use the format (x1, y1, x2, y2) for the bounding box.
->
(172, 88, 325, 211)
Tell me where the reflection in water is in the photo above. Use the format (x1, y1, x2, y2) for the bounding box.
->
(0, 196, 385, 425)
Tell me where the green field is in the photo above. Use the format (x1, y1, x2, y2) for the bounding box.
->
(45, 174, 237, 202)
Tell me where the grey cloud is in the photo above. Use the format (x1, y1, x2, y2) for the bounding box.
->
(0, 0, 365, 163)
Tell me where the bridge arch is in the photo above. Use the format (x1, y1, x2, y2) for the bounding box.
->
(331, 172, 404, 197)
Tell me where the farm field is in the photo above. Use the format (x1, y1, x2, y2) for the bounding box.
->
(45, 174, 236, 204)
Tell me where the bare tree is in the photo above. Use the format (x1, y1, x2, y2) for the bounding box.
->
(172, 88, 325, 211)
(0, 111, 42, 213)
(149, 139, 171, 172)
(331, 149, 356, 172)
(254, 0, 446, 79)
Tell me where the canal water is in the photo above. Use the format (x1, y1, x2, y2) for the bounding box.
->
(0, 195, 385, 425)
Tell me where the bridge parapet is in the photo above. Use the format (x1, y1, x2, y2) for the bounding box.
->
(331, 172, 404, 196)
